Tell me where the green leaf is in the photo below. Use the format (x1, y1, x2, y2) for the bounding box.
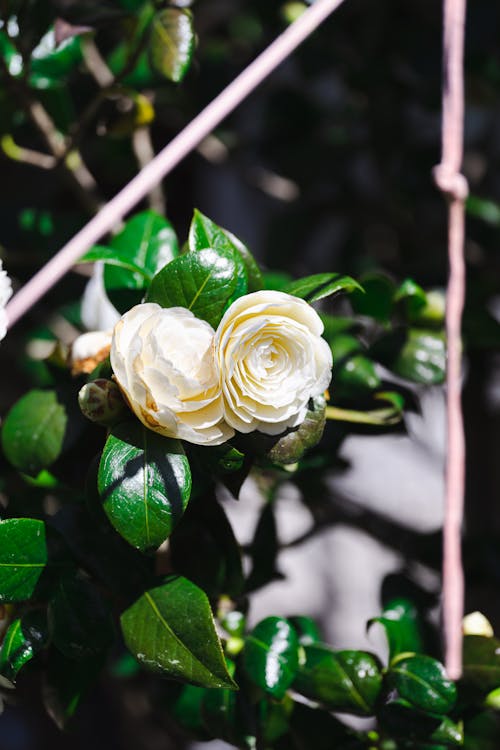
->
(368, 598, 423, 662)
(98, 420, 191, 553)
(189, 209, 263, 293)
(120, 576, 237, 689)
(81, 246, 152, 279)
(2, 390, 67, 475)
(463, 635, 500, 692)
(48, 576, 115, 660)
(30, 32, 83, 88)
(103, 211, 179, 299)
(467, 194, 500, 226)
(378, 699, 463, 747)
(0, 611, 47, 682)
(387, 654, 457, 714)
(372, 329, 446, 385)
(351, 273, 396, 322)
(0, 519, 47, 603)
(289, 616, 322, 646)
(285, 273, 363, 302)
(292, 645, 382, 716)
(146, 247, 239, 329)
(243, 617, 300, 699)
(148, 8, 195, 83)
(394, 278, 428, 318)
(336, 354, 381, 393)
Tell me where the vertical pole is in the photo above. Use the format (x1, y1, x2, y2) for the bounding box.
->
(433, 0, 468, 680)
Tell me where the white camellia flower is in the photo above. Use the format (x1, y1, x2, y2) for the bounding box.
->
(111, 303, 234, 446)
(214, 290, 333, 435)
(0, 260, 13, 342)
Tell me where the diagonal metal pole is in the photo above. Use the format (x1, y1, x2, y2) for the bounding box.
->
(6, 0, 347, 329)
(433, 0, 468, 679)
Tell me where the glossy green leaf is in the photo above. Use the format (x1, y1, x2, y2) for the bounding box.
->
(336, 354, 381, 392)
(331, 334, 380, 393)
(48, 576, 115, 660)
(243, 617, 300, 699)
(368, 598, 423, 662)
(81, 246, 152, 279)
(121, 577, 237, 689)
(30, 32, 83, 87)
(285, 273, 363, 303)
(387, 654, 457, 714)
(0, 519, 47, 603)
(351, 273, 396, 322)
(222, 611, 246, 639)
(372, 329, 446, 385)
(103, 211, 179, 297)
(379, 699, 463, 746)
(292, 645, 382, 715)
(0, 611, 47, 682)
(149, 8, 195, 83)
(98, 420, 191, 553)
(394, 278, 428, 318)
(289, 616, 322, 646)
(463, 635, 500, 692)
(146, 247, 239, 329)
(2, 389, 67, 475)
(189, 209, 263, 293)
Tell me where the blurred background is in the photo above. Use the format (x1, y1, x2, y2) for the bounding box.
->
(1, 0, 500, 747)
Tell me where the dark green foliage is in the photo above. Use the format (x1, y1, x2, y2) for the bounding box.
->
(146, 247, 241, 329)
(243, 617, 300, 699)
(98, 420, 191, 552)
(0, 519, 47, 602)
(120, 577, 237, 689)
(2, 390, 67, 475)
(292, 645, 383, 715)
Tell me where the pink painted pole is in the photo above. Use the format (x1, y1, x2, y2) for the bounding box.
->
(6, 0, 347, 328)
(433, 0, 468, 679)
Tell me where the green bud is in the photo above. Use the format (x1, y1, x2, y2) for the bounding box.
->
(78, 379, 127, 426)
(266, 395, 326, 465)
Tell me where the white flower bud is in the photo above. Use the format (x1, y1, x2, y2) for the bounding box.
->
(71, 330, 112, 375)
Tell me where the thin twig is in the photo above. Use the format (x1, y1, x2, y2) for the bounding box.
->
(433, 0, 468, 680)
(0, 52, 101, 214)
(132, 126, 166, 215)
(6, 0, 348, 329)
(81, 39, 166, 214)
